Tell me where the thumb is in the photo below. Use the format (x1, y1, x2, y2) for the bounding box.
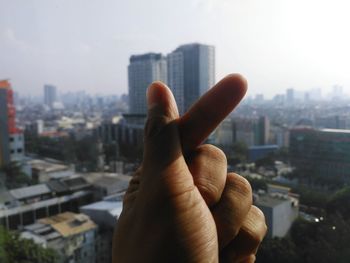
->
(143, 81, 182, 169)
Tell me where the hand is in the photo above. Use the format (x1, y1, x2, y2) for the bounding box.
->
(112, 74, 267, 263)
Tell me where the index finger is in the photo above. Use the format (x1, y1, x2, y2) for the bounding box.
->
(178, 74, 247, 153)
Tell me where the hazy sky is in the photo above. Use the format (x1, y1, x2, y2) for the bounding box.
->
(1, 0, 350, 98)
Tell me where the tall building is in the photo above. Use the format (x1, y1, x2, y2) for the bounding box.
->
(44, 84, 57, 108)
(256, 116, 270, 145)
(167, 43, 215, 114)
(0, 80, 24, 168)
(286, 88, 294, 104)
(128, 53, 167, 115)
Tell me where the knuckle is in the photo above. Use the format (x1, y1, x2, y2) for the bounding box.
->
(196, 179, 221, 205)
(226, 173, 252, 200)
(198, 144, 227, 165)
(248, 206, 268, 244)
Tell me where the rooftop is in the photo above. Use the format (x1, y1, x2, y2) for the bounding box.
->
(255, 194, 290, 208)
(39, 212, 96, 237)
(320, 128, 350, 134)
(249, 145, 279, 150)
(28, 159, 71, 173)
(10, 184, 51, 200)
(0, 190, 90, 217)
(80, 201, 123, 218)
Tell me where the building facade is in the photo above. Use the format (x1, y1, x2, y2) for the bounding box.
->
(290, 128, 350, 183)
(255, 185, 299, 238)
(128, 53, 167, 114)
(21, 212, 97, 263)
(167, 43, 215, 114)
(44, 84, 57, 108)
(0, 80, 25, 168)
(233, 116, 271, 147)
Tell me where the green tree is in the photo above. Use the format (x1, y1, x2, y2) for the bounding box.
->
(327, 186, 350, 219)
(1, 162, 35, 189)
(257, 237, 300, 263)
(228, 141, 248, 165)
(0, 226, 58, 263)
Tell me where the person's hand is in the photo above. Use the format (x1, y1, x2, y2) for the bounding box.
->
(112, 74, 267, 263)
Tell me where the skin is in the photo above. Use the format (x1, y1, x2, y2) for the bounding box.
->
(112, 74, 267, 263)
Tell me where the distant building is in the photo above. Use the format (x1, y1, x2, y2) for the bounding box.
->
(315, 115, 350, 130)
(44, 84, 57, 108)
(211, 118, 234, 147)
(255, 184, 299, 238)
(233, 116, 271, 147)
(256, 116, 270, 145)
(128, 53, 167, 115)
(270, 126, 290, 148)
(290, 128, 350, 182)
(255, 94, 264, 103)
(248, 145, 279, 162)
(21, 212, 97, 263)
(0, 80, 25, 168)
(286, 88, 294, 103)
(167, 43, 215, 114)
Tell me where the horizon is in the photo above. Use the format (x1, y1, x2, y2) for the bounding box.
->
(1, 0, 350, 98)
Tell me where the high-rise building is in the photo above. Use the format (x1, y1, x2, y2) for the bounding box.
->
(167, 43, 215, 114)
(43, 84, 57, 108)
(256, 116, 270, 145)
(286, 88, 294, 103)
(0, 80, 24, 168)
(128, 53, 167, 115)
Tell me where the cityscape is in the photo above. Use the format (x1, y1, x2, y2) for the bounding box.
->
(1, 40, 350, 262)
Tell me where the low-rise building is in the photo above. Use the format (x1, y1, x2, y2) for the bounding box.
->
(0, 190, 93, 230)
(254, 184, 299, 238)
(28, 159, 75, 182)
(83, 172, 130, 200)
(21, 212, 97, 263)
(80, 200, 123, 263)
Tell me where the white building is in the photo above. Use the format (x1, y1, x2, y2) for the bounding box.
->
(254, 184, 299, 238)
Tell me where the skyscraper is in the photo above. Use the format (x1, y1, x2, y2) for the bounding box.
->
(0, 80, 24, 168)
(167, 43, 215, 114)
(128, 53, 167, 115)
(286, 88, 294, 104)
(44, 84, 57, 108)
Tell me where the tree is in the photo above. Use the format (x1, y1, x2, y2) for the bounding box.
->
(228, 141, 248, 165)
(257, 237, 300, 263)
(327, 187, 350, 219)
(1, 162, 35, 189)
(0, 226, 58, 263)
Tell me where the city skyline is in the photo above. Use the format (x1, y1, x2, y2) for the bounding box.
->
(1, 0, 350, 98)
